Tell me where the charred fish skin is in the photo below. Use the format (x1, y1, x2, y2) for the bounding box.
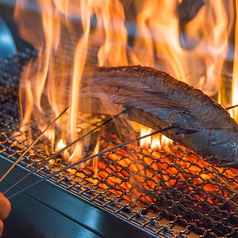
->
(80, 65, 238, 167)
(126, 107, 238, 167)
(210, 130, 238, 168)
(91, 65, 238, 129)
(174, 128, 238, 167)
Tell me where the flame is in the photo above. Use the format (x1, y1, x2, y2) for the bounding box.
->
(11, 1, 238, 228)
(151, 135, 161, 149)
(139, 126, 152, 147)
(232, 0, 238, 121)
(14, 0, 237, 163)
(56, 139, 65, 150)
(139, 124, 172, 149)
(55, 134, 238, 209)
(55, 139, 70, 160)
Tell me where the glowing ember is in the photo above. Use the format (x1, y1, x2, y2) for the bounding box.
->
(48, 131, 238, 209)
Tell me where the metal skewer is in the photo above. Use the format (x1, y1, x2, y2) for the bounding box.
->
(3, 110, 126, 196)
(226, 104, 238, 110)
(0, 107, 69, 183)
(6, 125, 175, 199)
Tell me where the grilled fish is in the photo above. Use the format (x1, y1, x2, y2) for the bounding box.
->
(77, 65, 238, 168)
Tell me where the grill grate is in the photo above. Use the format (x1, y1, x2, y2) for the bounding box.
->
(1, 53, 238, 238)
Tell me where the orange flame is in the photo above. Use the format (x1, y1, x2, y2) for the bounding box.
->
(232, 0, 238, 121)
(139, 124, 172, 149)
(14, 0, 237, 162)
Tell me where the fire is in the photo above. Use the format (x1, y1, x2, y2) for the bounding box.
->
(232, 0, 238, 121)
(54, 133, 238, 208)
(56, 139, 70, 160)
(139, 126, 152, 147)
(138, 124, 172, 149)
(13, 0, 238, 165)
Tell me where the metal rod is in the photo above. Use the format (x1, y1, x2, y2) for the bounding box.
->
(6, 125, 175, 199)
(226, 104, 238, 110)
(0, 107, 69, 183)
(3, 110, 126, 196)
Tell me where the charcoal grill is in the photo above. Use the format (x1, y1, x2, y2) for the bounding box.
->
(1, 52, 238, 238)
(1, 1, 238, 238)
